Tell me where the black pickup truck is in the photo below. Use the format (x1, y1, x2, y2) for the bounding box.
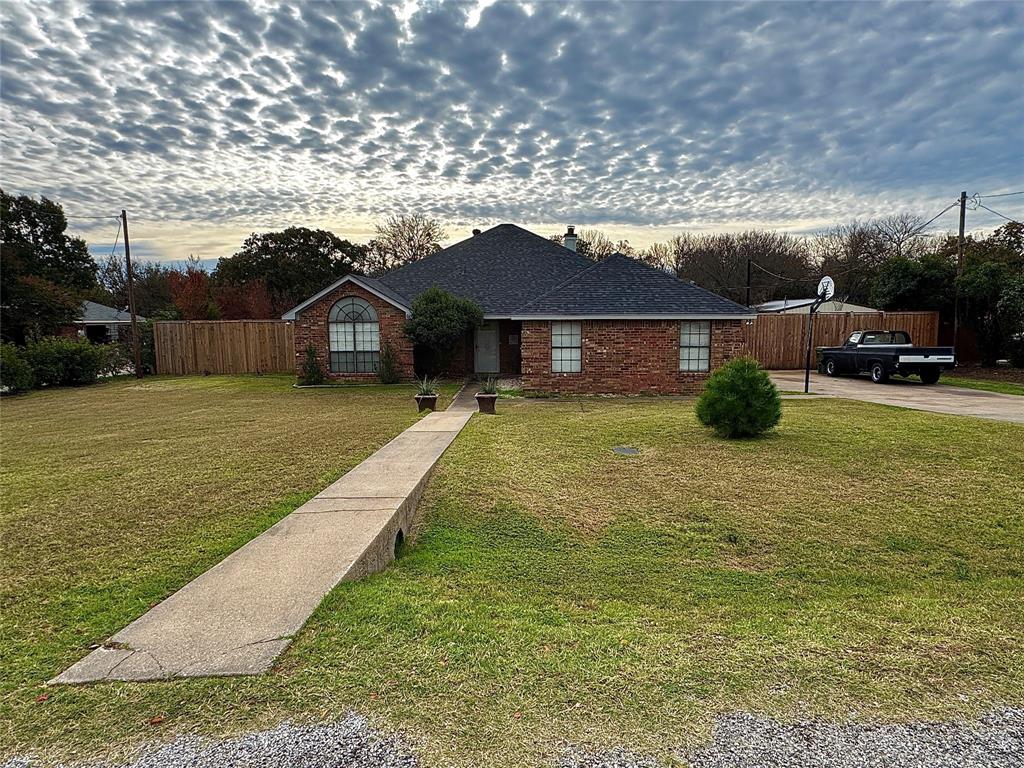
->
(816, 330, 956, 384)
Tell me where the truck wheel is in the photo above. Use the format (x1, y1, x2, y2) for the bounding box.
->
(824, 358, 838, 377)
(919, 368, 941, 385)
(870, 362, 889, 383)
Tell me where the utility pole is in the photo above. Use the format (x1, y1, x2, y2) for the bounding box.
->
(953, 191, 967, 351)
(745, 258, 752, 307)
(122, 209, 143, 379)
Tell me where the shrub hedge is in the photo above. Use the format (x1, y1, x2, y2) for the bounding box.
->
(1, 337, 115, 393)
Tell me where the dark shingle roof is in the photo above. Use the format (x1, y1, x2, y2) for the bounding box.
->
(281, 273, 412, 320)
(515, 253, 753, 317)
(378, 224, 594, 316)
(284, 224, 751, 319)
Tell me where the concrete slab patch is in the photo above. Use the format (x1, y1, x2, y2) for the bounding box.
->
(770, 370, 1024, 424)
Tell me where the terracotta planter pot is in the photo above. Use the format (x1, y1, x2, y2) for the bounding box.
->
(415, 394, 438, 412)
(475, 393, 498, 414)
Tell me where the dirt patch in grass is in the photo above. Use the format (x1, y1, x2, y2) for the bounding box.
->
(2, 394, 1022, 766)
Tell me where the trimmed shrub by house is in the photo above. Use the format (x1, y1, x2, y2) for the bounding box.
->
(300, 344, 325, 385)
(695, 357, 782, 438)
(378, 342, 401, 384)
(1, 343, 34, 393)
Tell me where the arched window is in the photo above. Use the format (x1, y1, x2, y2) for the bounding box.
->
(328, 296, 380, 373)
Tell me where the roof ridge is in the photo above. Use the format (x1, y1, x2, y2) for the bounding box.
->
(514, 254, 606, 312)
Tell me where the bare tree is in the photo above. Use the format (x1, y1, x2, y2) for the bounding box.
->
(873, 213, 928, 259)
(366, 214, 447, 274)
(667, 230, 814, 304)
(638, 241, 672, 269)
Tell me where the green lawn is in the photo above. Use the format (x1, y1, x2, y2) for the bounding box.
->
(2, 386, 1022, 766)
(940, 375, 1024, 396)
(0, 376, 456, 756)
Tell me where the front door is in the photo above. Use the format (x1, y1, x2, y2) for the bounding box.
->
(474, 321, 499, 374)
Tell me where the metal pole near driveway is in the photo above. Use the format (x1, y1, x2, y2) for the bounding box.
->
(804, 275, 835, 394)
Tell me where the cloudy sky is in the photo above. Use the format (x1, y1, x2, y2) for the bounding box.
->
(2, 0, 1022, 263)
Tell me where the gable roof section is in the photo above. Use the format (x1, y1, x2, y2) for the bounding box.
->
(281, 273, 411, 320)
(377, 224, 595, 316)
(78, 300, 146, 324)
(513, 253, 754, 319)
(282, 226, 754, 321)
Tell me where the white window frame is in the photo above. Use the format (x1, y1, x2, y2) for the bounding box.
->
(551, 321, 582, 373)
(679, 320, 711, 372)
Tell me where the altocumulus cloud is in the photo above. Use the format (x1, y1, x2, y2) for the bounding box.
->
(1, 0, 1022, 260)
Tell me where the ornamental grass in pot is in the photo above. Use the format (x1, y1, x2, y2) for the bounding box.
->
(475, 376, 498, 414)
(414, 376, 439, 412)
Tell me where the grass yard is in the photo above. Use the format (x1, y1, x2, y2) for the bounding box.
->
(0, 375, 456, 754)
(940, 375, 1024, 396)
(2, 389, 1023, 765)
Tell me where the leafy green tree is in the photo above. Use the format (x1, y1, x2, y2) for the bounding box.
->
(997, 275, 1024, 367)
(214, 227, 368, 311)
(870, 251, 956, 314)
(1, 190, 98, 343)
(958, 261, 1011, 366)
(404, 287, 483, 375)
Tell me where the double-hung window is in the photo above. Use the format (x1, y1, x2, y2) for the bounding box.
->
(551, 321, 582, 373)
(679, 320, 710, 372)
(328, 296, 380, 373)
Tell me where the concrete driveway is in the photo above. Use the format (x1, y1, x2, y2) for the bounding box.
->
(770, 370, 1024, 424)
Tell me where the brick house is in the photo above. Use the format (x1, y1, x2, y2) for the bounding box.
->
(282, 224, 753, 395)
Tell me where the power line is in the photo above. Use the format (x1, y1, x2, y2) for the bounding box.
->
(20, 209, 118, 221)
(978, 190, 1024, 199)
(108, 218, 123, 258)
(976, 203, 1021, 224)
(913, 200, 961, 234)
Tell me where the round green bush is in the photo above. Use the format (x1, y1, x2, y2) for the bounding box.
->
(1, 343, 35, 393)
(695, 357, 782, 438)
(22, 336, 107, 387)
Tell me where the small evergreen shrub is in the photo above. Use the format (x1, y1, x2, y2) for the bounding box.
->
(378, 342, 401, 384)
(1, 343, 34, 393)
(695, 357, 782, 439)
(300, 344, 325, 385)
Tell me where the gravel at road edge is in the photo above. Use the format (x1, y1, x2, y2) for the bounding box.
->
(4, 708, 1021, 767)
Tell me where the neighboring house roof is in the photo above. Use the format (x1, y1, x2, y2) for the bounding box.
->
(282, 224, 754, 320)
(756, 298, 878, 314)
(281, 273, 412, 320)
(77, 300, 145, 324)
(515, 253, 753, 318)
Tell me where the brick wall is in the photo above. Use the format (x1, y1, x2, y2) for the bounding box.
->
(292, 283, 415, 381)
(520, 319, 747, 395)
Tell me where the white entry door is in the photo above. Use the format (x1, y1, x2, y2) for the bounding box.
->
(474, 321, 499, 374)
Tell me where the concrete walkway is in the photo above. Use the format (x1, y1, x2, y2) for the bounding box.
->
(770, 370, 1024, 424)
(53, 390, 475, 684)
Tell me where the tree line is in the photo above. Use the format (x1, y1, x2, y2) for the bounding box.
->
(3, 188, 1021, 366)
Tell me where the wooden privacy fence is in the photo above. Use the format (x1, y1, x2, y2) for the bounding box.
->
(154, 321, 294, 375)
(746, 311, 939, 370)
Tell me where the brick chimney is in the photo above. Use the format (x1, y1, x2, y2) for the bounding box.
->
(563, 225, 577, 252)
